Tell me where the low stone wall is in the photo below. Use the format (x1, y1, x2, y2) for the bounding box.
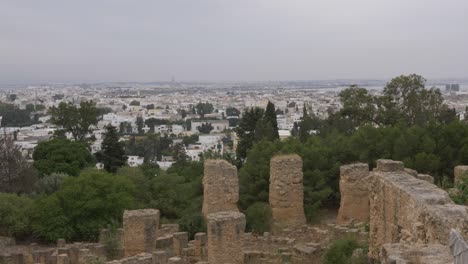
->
(369, 159, 468, 259)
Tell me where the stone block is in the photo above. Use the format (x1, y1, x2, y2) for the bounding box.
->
(207, 211, 246, 264)
(336, 163, 370, 225)
(269, 154, 306, 230)
(152, 251, 168, 264)
(202, 159, 239, 216)
(123, 209, 160, 256)
(172, 232, 188, 257)
(375, 159, 404, 172)
(416, 173, 434, 184)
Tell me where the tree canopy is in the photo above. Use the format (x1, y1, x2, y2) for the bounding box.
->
(48, 101, 99, 143)
(33, 139, 94, 177)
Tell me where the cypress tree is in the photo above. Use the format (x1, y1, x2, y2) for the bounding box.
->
(100, 124, 127, 173)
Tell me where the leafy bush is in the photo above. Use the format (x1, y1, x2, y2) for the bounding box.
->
(31, 169, 135, 241)
(451, 176, 468, 205)
(35, 173, 69, 194)
(0, 193, 33, 238)
(245, 202, 272, 234)
(323, 238, 367, 264)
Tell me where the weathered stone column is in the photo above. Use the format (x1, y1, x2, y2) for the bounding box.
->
(336, 163, 370, 225)
(454, 165, 468, 185)
(172, 232, 188, 257)
(123, 209, 160, 256)
(206, 211, 246, 264)
(202, 159, 239, 216)
(269, 154, 306, 229)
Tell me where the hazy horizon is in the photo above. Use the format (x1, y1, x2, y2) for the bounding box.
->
(1, 0, 467, 84)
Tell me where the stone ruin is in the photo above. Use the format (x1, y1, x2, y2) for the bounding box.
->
(269, 154, 306, 231)
(1, 156, 373, 264)
(202, 159, 239, 216)
(123, 209, 159, 256)
(206, 211, 246, 264)
(336, 163, 370, 225)
(4, 155, 467, 264)
(337, 159, 468, 263)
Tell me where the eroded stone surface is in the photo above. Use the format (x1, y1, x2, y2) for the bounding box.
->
(269, 154, 306, 230)
(207, 211, 246, 264)
(380, 243, 452, 264)
(369, 160, 468, 260)
(336, 163, 370, 225)
(123, 209, 160, 256)
(202, 159, 239, 216)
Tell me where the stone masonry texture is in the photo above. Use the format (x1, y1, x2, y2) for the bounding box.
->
(369, 159, 468, 260)
(206, 211, 246, 264)
(269, 154, 306, 230)
(202, 159, 239, 216)
(336, 163, 370, 225)
(123, 209, 160, 257)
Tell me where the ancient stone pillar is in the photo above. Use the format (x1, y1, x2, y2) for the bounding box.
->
(172, 232, 188, 257)
(269, 154, 306, 229)
(123, 209, 160, 256)
(454, 165, 468, 185)
(336, 163, 370, 225)
(202, 159, 239, 216)
(206, 211, 246, 264)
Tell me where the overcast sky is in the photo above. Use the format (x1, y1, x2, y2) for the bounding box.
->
(1, 0, 467, 84)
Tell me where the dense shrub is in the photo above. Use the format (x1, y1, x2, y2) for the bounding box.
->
(34, 173, 69, 194)
(0, 193, 34, 238)
(323, 238, 367, 264)
(245, 202, 272, 234)
(31, 169, 135, 241)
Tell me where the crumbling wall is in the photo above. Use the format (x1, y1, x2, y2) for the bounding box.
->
(202, 159, 239, 216)
(123, 209, 160, 257)
(207, 211, 246, 264)
(269, 154, 306, 230)
(369, 159, 468, 260)
(336, 163, 370, 225)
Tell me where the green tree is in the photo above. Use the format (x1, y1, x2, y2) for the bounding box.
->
(31, 169, 135, 241)
(235, 108, 264, 162)
(338, 85, 377, 127)
(262, 101, 279, 140)
(136, 115, 144, 134)
(378, 74, 446, 126)
(33, 139, 94, 177)
(99, 125, 127, 173)
(0, 193, 33, 238)
(197, 123, 213, 134)
(48, 101, 99, 142)
(195, 102, 214, 118)
(245, 202, 272, 234)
